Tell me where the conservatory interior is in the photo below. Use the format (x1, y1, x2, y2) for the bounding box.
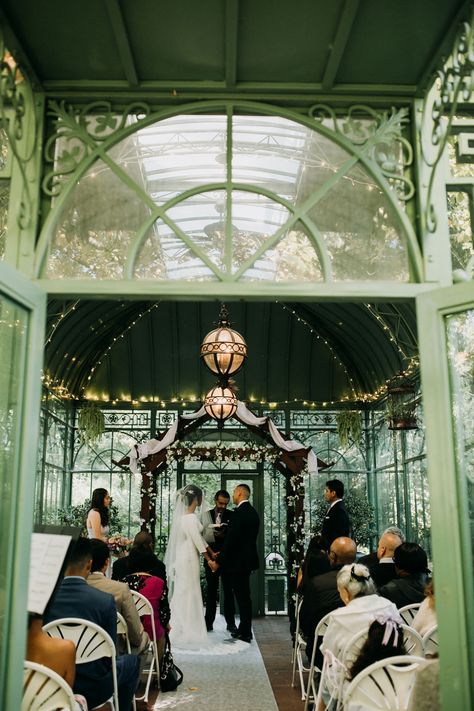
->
(0, 2, 473, 710)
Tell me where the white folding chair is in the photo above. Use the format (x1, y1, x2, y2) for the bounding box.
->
(291, 596, 310, 698)
(117, 613, 136, 711)
(43, 617, 119, 711)
(303, 610, 333, 711)
(22, 660, 76, 711)
(422, 624, 438, 656)
(343, 654, 425, 710)
(399, 602, 422, 626)
(130, 589, 161, 702)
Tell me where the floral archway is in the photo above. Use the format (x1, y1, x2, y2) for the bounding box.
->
(115, 400, 332, 613)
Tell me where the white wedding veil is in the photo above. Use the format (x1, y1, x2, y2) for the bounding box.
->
(164, 483, 208, 601)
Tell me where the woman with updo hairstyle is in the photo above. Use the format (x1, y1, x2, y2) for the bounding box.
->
(317, 564, 400, 710)
(86, 487, 110, 541)
(164, 484, 215, 649)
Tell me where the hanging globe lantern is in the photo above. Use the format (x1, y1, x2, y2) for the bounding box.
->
(200, 304, 247, 377)
(204, 385, 238, 425)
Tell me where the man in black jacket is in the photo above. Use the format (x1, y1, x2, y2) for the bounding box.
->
(209, 483, 259, 643)
(300, 536, 357, 664)
(378, 542, 430, 607)
(202, 489, 236, 632)
(321, 479, 350, 550)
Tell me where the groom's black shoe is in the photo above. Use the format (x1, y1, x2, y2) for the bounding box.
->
(231, 630, 252, 642)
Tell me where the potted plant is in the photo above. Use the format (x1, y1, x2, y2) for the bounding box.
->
(335, 411, 362, 449)
(386, 401, 418, 430)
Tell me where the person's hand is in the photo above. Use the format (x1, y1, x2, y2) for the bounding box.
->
(208, 560, 219, 572)
(210, 550, 218, 560)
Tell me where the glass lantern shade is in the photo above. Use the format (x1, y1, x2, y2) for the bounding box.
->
(204, 385, 238, 423)
(200, 326, 247, 376)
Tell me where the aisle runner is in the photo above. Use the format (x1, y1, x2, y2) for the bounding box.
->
(151, 617, 279, 710)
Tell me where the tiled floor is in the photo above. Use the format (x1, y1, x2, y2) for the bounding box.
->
(253, 616, 304, 711)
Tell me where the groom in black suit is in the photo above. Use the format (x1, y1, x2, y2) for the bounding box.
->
(321, 479, 350, 550)
(209, 483, 259, 643)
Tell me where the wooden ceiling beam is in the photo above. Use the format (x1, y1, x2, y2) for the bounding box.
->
(104, 0, 139, 88)
(322, 0, 361, 92)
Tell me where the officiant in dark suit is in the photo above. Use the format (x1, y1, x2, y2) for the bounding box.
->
(321, 479, 350, 550)
(209, 483, 260, 643)
(202, 489, 236, 632)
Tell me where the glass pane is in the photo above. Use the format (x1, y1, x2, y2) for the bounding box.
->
(446, 309, 474, 580)
(0, 181, 9, 260)
(108, 114, 227, 206)
(231, 191, 290, 273)
(134, 218, 218, 281)
(447, 190, 474, 272)
(239, 222, 322, 282)
(232, 115, 350, 202)
(166, 191, 227, 272)
(309, 165, 409, 281)
(47, 158, 151, 279)
(0, 295, 28, 673)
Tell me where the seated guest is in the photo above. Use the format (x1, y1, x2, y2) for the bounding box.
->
(412, 579, 436, 637)
(297, 535, 330, 592)
(112, 530, 166, 582)
(44, 537, 139, 711)
(317, 565, 399, 710)
(123, 548, 166, 659)
(358, 525, 405, 570)
(378, 542, 429, 608)
(300, 536, 357, 664)
(87, 539, 149, 655)
(369, 530, 403, 587)
(348, 615, 406, 680)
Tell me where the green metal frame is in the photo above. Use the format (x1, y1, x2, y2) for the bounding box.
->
(0, 261, 45, 711)
(417, 280, 474, 710)
(33, 100, 424, 290)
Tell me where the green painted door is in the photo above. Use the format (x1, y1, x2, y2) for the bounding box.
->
(417, 282, 474, 711)
(0, 263, 45, 711)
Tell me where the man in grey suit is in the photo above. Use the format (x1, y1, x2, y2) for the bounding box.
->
(87, 538, 149, 655)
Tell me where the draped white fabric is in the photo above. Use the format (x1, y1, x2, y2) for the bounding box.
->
(127, 401, 318, 474)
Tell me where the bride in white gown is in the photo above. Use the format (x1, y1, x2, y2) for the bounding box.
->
(164, 484, 214, 650)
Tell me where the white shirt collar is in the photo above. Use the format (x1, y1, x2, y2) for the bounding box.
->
(329, 498, 342, 510)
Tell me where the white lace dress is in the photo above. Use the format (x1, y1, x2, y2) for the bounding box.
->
(169, 513, 209, 650)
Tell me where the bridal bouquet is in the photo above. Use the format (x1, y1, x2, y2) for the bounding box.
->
(107, 535, 133, 556)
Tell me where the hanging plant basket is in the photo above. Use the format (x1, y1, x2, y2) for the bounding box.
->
(386, 374, 418, 431)
(335, 411, 362, 449)
(78, 403, 105, 447)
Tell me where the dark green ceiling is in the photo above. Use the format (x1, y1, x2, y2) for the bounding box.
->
(1, 0, 468, 99)
(44, 300, 418, 404)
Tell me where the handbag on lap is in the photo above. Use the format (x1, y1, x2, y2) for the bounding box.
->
(160, 634, 184, 692)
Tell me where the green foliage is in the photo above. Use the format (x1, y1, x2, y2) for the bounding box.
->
(336, 411, 362, 449)
(57, 500, 126, 536)
(77, 403, 105, 447)
(310, 487, 376, 547)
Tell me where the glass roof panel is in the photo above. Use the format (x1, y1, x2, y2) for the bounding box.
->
(239, 221, 322, 282)
(108, 114, 227, 206)
(134, 218, 218, 281)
